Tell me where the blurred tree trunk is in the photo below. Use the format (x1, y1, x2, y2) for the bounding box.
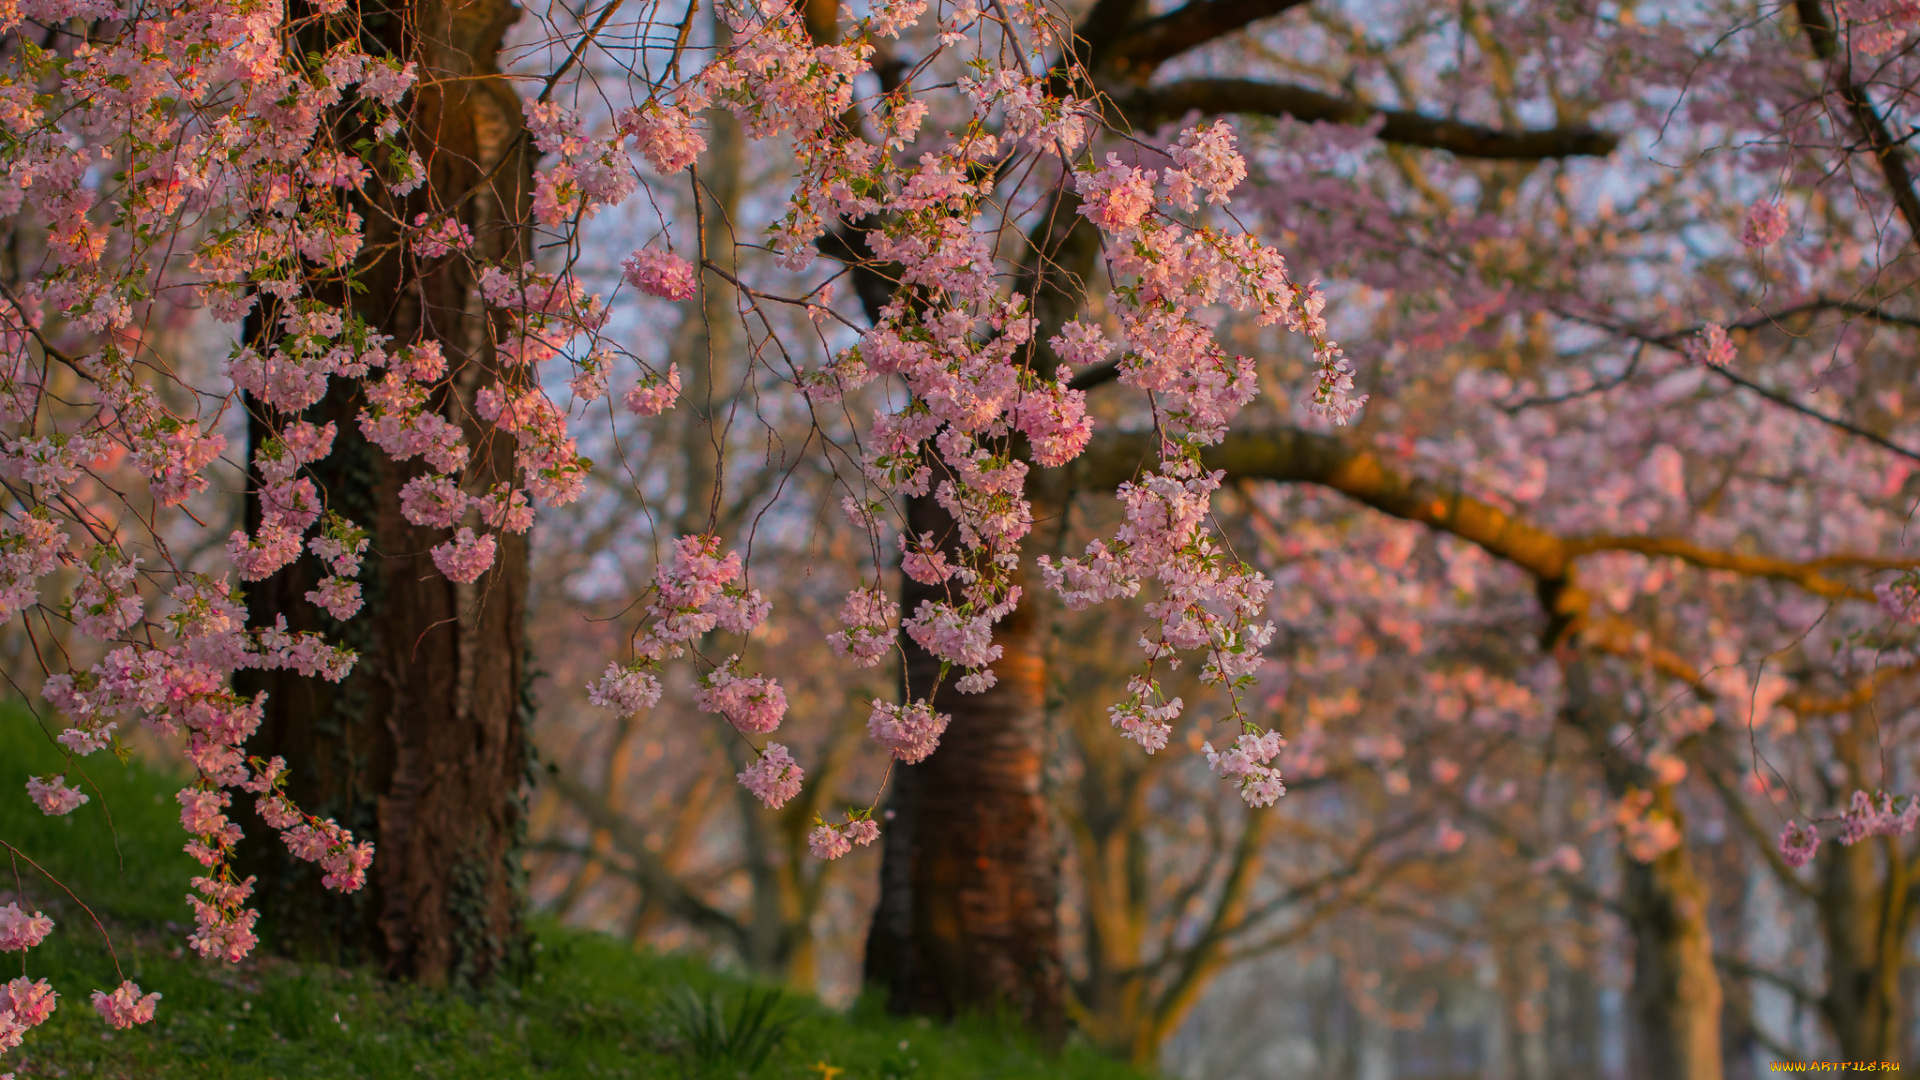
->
(863, 494, 1066, 1043)
(237, 0, 534, 986)
(1816, 708, 1914, 1062)
(1561, 655, 1723, 1080)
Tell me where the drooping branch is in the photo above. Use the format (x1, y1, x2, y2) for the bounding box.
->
(1115, 79, 1620, 159)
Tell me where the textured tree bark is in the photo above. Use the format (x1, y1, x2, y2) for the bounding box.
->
(863, 493, 1066, 1044)
(236, 0, 534, 986)
(1562, 657, 1723, 1080)
(1619, 802, 1724, 1080)
(1815, 713, 1913, 1062)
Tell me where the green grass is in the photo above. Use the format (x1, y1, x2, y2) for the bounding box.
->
(0, 706, 1147, 1080)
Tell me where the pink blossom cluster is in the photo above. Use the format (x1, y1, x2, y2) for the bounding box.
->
(696, 657, 790, 734)
(0, 899, 154, 1057)
(0, 906, 52, 953)
(828, 588, 900, 666)
(737, 743, 805, 809)
(624, 364, 683, 417)
(626, 535, 771, 662)
(1740, 199, 1790, 248)
(1835, 0, 1920, 54)
(1874, 574, 1920, 624)
(24, 775, 86, 816)
(1685, 324, 1737, 368)
(586, 663, 665, 718)
(621, 249, 698, 301)
(0, 514, 66, 623)
(523, 98, 639, 226)
(410, 214, 475, 259)
(90, 982, 160, 1030)
(1107, 677, 1183, 754)
(808, 816, 882, 860)
(282, 817, 376, 892)
(1835, 789, 1920, 846)
(1778, 820, 1820, 868)
(431, 528, 499, 584)
(1203, 730, 1289, 807)
(865, 700, 951, 764)
(0, 977, 57, 1054)
(619, 100, 707, 175)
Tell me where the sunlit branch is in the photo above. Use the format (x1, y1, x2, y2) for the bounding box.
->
(1117, 79, 1620, 159)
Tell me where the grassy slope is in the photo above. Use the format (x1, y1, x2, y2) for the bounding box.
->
(0, 707, 1145, 1080)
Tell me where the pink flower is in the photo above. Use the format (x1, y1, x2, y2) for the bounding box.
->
(620, 102, 706, 174)
(1685, 324, 1736, 368)
(430, 528, 497, 583)
(1075, 154, 1157, 233)
(808, 824, 852, 860)
(586, 663, 663, 717)
(1048, 320, 1110, 366)
(898, 534, 954, 584)
(1779, 820, 1820, 868)
(1741, 199, 1790, 248)
(177, 787, 233, 836)
(624, 363, 682, 416)
(1169, 121, 1246, 206)
(25, 775, 87, 816)
(409, 213, 474, 259)
(280, 819, 374, 892)
(1836, 790, 1919, 845)
(621, 250, 697, 301)
(1875, 576, 1920, 625)
(90, 981, 160, 1029)
(1107, 677, 1180, 754)
(736, 743, 804, 809)
(695, 658, 787, 734)
(866, 699, 950, 763)
(1013, 383, 1092, 467)
(1, 977, 57, 1028)
(399, 474, 467, 529)
(305, 576, 364, 620)
(319, 841, 374, 892)
(0, 905, 53, 952)
(827, 588, 898, 667)
(227, 524, 304, 581)
(807, 816, 879, 860)
(904, 600, 1000, 670)
(1203, 730, 1287, 807)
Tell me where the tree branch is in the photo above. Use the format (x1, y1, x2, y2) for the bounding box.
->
(1716, 952, 1824, 1009)
(1117, 79, 1619, 159)
(1079, 427, 1904, 606)
(1797, 0, 1920, 244)
(543, 768, 749, 950)
(1102, 0, 1313, 73)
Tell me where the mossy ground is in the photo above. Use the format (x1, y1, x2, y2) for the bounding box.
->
(0, 708, 1146, 1080)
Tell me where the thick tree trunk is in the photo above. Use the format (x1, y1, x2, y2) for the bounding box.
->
(237, 0, 534, 986)
(1561, 655, 1723, 1080)
(1620, 798, 1725, 1080)
(863, 494, 1066, 1043)
(1816, 713, 1914, 1062)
